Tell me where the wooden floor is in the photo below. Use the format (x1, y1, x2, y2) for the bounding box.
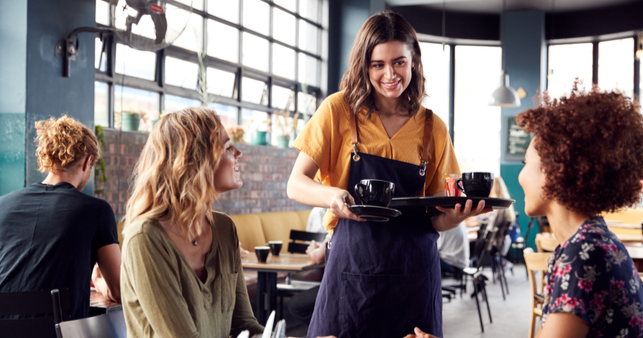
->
(283, 264, 534, 337)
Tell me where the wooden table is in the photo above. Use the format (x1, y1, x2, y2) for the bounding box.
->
(626, 246, 643, 272)
(89, 290, 122, 316)
(241, 253, 322, 324)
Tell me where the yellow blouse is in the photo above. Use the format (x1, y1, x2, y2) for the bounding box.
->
(292, 92, 461, 232)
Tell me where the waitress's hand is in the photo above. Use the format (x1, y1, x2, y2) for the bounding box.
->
(329, 189, 365, 222)
(433, 199, 491, 231)
(403, 327, 439, 338)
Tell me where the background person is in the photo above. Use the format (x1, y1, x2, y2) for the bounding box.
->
(121, 107, 263, 338)
(517, 86, 643, 338)
(0, 115, 121, 319)
(287, 11, 487, 338)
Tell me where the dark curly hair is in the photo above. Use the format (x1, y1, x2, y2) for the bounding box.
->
(516, 85, 643, 216)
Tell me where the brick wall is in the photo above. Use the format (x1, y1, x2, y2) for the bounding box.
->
(99, 128, 310, 219)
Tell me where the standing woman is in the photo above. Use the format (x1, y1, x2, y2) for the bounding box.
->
(121, 108, 264, 337)
(287, 11, 487, 338)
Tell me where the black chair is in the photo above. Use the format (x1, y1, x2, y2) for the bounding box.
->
(277, 230, 327, 318)
(55, 310, 126, 338)
(490, 218, 512, 300)
(511, 214, 536, 279)
(463, 226, 498, 333)
(0, 288, 71, 338)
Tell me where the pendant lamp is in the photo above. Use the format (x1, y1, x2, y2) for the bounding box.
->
(489, 0, 520, 107)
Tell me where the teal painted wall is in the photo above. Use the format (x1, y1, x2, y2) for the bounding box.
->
(500, 11, 547, 250)
(0, 1, 27, 196)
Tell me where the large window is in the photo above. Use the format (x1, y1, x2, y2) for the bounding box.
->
(95, 0, 324, 136)
(420, 42, 451, 132)
(547, 43, 593, 98)
(454, 46, 502, 176)
(547, 38, 636, 100)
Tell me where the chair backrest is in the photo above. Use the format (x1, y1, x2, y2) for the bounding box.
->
(535, 233, 559, 253)
(523, 251, 551, 297)
(56, 310, 126, 338)
(287, 230, 327, 254)
(478, 227, 499, 267)
(0, 289, 71, 338)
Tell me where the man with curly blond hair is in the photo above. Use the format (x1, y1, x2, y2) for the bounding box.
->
(0, 115, 121, 320)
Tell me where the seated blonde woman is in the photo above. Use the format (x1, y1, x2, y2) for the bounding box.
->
(121, 107, 263, 337)
(516, 86, 643, 338)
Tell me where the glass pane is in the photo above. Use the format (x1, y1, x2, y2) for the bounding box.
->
(242, 109, 270, 143)
(242, 33, 269, 71)
(114, 86, 159, 131)
(172, 10, 204, 52)
(299, 0, 318, 23)
(176, 0, 203, 11)
(164, 95, 200, 114)
(95, 37, 107, 71)
(208, 103, 238, 128)
(272, 86, 295, 110)
(242, 0, 269, 35)
(207, 20, 239, 63)
(273, 8, 296, 46)
(454, 45, 501, 176)
(420, 42, 451, 132)
(241, 77, 267, 104)
(275, 0, 297, 12)
(298, 20, 318, 54)
(165, 57, 198, 89)
(297, 91, 316, 115)
(273, 44, 296, 80)
(115, 43, 156, 80)
(298, 53, 318, 86)
(599, 38, 634, 99)
(95, 82, 109, 127)
(208, 0, 239, 23)
(207, 68, 236, 97)
(96, 0, 110, 26)
(547, 43, 593, 99)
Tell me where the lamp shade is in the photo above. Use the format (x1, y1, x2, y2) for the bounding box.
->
(489, 72, 521, 107)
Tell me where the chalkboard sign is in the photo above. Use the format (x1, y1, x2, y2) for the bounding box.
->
(504, 117, 531, 160)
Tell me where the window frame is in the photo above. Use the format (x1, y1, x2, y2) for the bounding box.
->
(95, 0, 324, 129)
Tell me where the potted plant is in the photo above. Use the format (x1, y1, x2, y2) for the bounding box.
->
(248, 118, 270, 146)
(120, 111, 145, 132)
(272, 90, 299, 148)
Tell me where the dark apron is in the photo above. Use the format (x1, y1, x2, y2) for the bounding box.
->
(307, 110, 443, 338)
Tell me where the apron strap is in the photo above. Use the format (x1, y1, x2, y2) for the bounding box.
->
(420, 109, 434, 178)
(350, 112, 360, 161)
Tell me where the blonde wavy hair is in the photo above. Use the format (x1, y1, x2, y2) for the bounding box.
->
(340, 11, 426, 120)
(125, 107, 224, 237)
(489, 176, 516, 224)
(35, 115, 99, 173)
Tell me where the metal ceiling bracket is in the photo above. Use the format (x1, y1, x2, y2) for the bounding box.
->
(57, 26, 114, 78)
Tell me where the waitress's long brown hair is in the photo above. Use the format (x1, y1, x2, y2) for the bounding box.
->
(340, 11, 426, 119)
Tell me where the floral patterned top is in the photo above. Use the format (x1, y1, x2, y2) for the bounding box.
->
(542, 216, 643, 338)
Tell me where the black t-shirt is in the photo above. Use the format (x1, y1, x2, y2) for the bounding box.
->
(0, 182, 118, 319)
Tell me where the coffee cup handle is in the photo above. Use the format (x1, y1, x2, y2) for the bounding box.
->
(456, 178, 466, 194)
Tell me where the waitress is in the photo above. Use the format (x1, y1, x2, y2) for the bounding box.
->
(287, 11, 487, 338)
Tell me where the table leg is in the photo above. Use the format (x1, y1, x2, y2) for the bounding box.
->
(256, 271, 279, 325)
(257, 271, 267, 324)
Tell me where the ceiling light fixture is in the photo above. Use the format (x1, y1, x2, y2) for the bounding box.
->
(489, 0, 521, 107)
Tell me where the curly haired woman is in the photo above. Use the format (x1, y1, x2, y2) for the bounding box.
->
(121, 107, 263, 337)
(517, 86, 643, 338)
